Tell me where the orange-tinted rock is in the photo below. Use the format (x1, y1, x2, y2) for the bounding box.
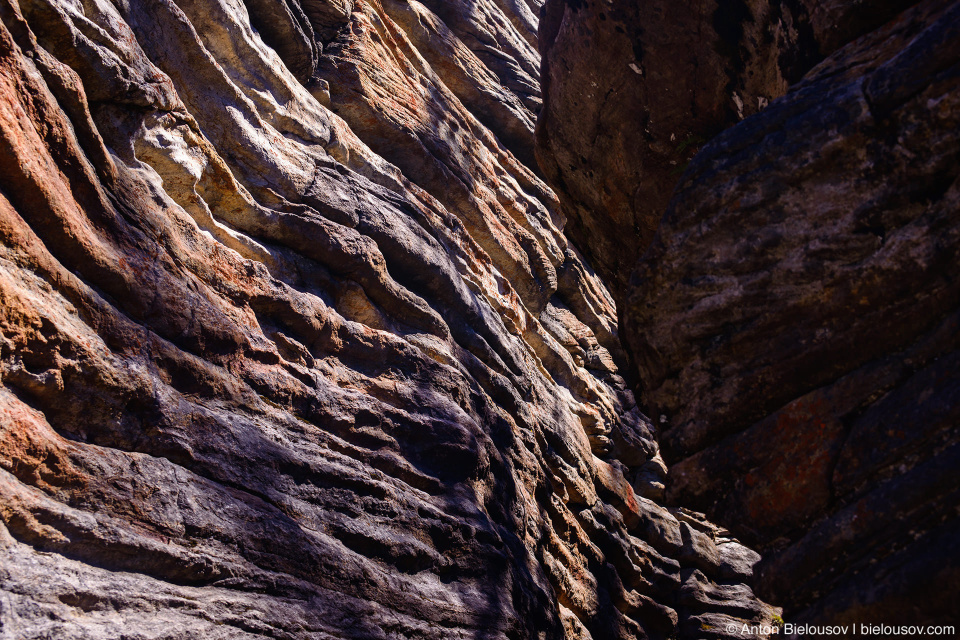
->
(0, 0, 775, 638)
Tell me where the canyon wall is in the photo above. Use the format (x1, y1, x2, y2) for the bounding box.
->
(0, 0, 777, 639)
(539, 0, 959, 628)
(536, 0, 921, 297)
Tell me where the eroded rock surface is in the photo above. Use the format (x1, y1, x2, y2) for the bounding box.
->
(0, 0, 775, 638)
(622, 0, 960, 627)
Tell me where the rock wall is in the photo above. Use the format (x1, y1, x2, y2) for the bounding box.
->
(0, 0, 776, 638)
(539, 0, 959, 629)
(536, 0, 920, 297)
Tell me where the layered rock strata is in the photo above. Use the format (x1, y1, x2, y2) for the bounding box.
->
(0, 0, 775, 638)
(538, 0, 959, 627)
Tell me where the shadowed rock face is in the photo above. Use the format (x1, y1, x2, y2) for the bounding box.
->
(536, 0, 920, 298)
(537, 0, 959, 629)
(611, 0, 957, 628)
(0, 0, 776, 638)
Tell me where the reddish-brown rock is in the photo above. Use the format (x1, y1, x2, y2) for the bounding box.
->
(535, 0, 959, 628)
(0, 0, 776, 638)
(624, 0, 960, 626)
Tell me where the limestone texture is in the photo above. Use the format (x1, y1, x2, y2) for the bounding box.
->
(0, 0, 777, 639)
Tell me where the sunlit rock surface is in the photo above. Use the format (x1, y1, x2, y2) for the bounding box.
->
(0, 0, 775, 638)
